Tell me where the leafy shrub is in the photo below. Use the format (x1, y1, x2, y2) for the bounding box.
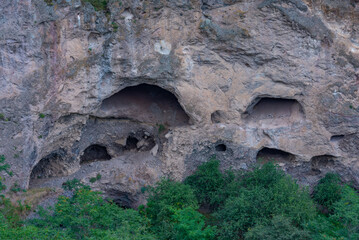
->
(31, 187, 154, 239)
(240, 162, 285, 189)
(184, 157, 226, 207)
(171, 207, 216, 240)
(0, 213, 70, 240)
(89, 173, 101, 183)
(330, 185, 359, 239)
(214, 163, 316, 240)
(142, 179, 198, 239)
(313, 173, 343, 212)
(144, 179, 198, 225)
(0, 155, 11, 195)
(305, 215, 345, 240)
(245, 215, 310, 240)
(62, 178, 89, 191)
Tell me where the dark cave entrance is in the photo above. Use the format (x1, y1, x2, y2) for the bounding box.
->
(215, 144, 227, 152)
(243, 97, 305, 123)
(29, 149, 69, 188)
(124, 132, 156, 152)
(80, 144, 111, 164)
(256, 147, 295, 163)
(98, 84, 190, 126)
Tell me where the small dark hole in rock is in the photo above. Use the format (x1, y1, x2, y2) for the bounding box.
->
(125, 136, 139, 150)
(211, 110, 223, 123)
(256, 147, 295, 163)
(80, 144, 111, 164)
(330, 135, 344, 142)
(215, 144, 227, 152)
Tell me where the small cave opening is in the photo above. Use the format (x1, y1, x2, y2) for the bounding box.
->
(215, 144, 227, 152)
(310, 155, 336, 174)
(98, 84, 190, 126)
(211, 110, 225, 123)
(124, 132, 156, 152)
(80, 144, 111, 165)
(106, 189, 136, 209)
(125, 136, 139, 150)
(29, 149, 68, 187)
(330, 135, 345, 142)
(243, 97, 305, 124)
(256, 147, 295, 163)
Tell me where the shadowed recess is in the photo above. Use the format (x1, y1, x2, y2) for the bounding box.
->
(330, 135, 344, 142)
(80, 144, 111, 164)
(98, 84, 190, 126)
(311, 155, 336, 174)
(244, 97, 305, 124)
(30, 149, 69, 183)
(256, 147, 295, 163)
(215, 144, 227, 152)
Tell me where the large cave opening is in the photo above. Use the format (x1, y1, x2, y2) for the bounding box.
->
(243, 97, 305, 124)
(98, 84, 190, 126)
(29, 149, 70, 188)
(80, 144, 111, 165)
(256, 147, 296, 163)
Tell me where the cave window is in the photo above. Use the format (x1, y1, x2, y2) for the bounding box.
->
(29, 149, 68, 188)
(256, 147, 295, 163)
(125, 136, 139, 150)
(80, 144, 111, 164)
(98, 84, 190, 126)
(243, 97, 305, 122)
(215, 144, 227, 152)
(330, 135, 344, 142)
(211, 110, 224, 123)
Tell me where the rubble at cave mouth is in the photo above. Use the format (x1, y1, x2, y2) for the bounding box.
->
(98, 84, 190, 126)
(256, 147, 296, 163)
(80, 144, 111, 164)
(243, 97, 305, 124)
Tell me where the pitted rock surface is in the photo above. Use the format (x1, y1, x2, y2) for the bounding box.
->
(0, 0, 358, 206)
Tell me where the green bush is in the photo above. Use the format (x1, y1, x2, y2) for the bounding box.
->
(313, 173, 343, 212)
(144, 179, 198, 225)
(62, 178, 89, 191)
(330, 185, 359, 239)
(31, 187, 154, 239)
(305, 215, 345, 240)
(142, 179, 199, 239)
(171, 207, 216, 240)
(214, 163, 316, 240)
(184, 157, 226, 207)
(245, 215, 310, 240)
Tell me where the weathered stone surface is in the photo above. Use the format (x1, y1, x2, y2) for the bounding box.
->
(0, 0, 358, 205)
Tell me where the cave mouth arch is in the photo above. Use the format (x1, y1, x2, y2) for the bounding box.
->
(256, 147, 296, 163)
(29, 149, 69, 188)
(243, 97, 305, 123)
(80, 144, 111, 165)
(98, 84, 190, 126)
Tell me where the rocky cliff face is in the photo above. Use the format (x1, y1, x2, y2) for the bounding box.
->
(1, 0, 358, 207)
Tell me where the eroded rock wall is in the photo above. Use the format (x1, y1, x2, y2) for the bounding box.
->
(0, 0, 358, 206)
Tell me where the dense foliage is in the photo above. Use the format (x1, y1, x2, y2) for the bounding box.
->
(0, 155, 358, 239)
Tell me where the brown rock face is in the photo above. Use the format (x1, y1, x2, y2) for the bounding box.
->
(0, 0, 358, 206)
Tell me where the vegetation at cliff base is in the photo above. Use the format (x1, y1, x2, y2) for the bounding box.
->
(0, 155, 358, 239)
